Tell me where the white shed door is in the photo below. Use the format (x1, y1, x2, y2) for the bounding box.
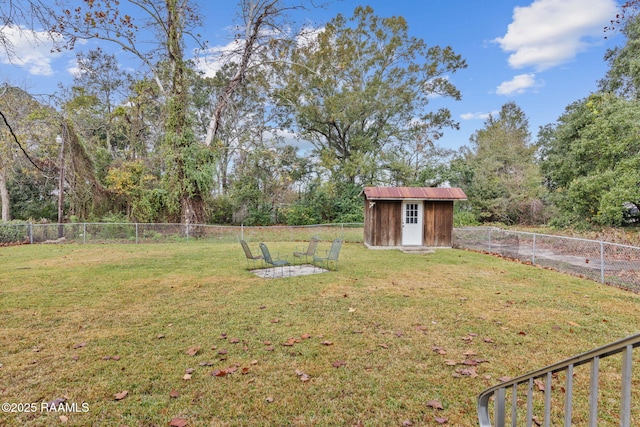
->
(402, 201, 423, 246)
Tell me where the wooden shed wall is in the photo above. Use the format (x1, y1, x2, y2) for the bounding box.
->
(364, 200, 402, 247)
(364, 199, 455, 247)
(424, 201, 454, 247)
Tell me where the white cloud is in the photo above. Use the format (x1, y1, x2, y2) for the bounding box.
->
(194, 39, 240, 78)
(494, 0, 618, 71)
(0, 26, 63, 76)
(461, 111, 499, 120)
(496, 73, 542, 95)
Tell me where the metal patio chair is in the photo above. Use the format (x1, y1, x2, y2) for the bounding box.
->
(240, 240, 263, 269)
(313, 239, 343, 271)
(293, 235, 321, 264)
(259, 242, 290, 277)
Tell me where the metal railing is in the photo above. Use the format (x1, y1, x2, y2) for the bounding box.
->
(478, 333, 640, 427)
(454, 227, 640, 292)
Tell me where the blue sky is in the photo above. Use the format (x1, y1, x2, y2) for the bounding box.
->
(0, 0, 625, 151)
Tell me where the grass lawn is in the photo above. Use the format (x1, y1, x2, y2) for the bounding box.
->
(1, 241, 639, 426)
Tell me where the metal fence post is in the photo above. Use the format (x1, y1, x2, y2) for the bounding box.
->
(532, 233, 537, 265)
(135, 223, 139, 244)
(83, 223, 86, 244)
(29, 222, 33, 244)
(488, 229, 493, 252)
(600, 241, 605, 283)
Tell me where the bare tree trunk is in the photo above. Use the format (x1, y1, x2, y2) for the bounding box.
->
(0, 166, 9, 222)
(204, 0, 280, 146)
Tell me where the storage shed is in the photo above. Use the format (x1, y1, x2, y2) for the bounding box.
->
(363, 187, 467, 249)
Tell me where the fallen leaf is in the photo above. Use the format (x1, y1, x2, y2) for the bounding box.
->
(265, 397, 274, 403)
(426, 399, 444, 410)
(434, 416, 448, 424)
(230, 338, 240, 344)
(218, 349, 228, 355)
(185, 346, 200, 356)
(321, 340, 334, 346)
(114, 390, 128, 401)
(73, 342, 86, 349)
(402, 420, 413, 426)
(169, 417, 188, 427)
(568, 321, 580, 327)
(498, 376, 512, 382)
(282, 338, 296, 347)
(432, 346, 446, 355)
(348, 308, 356, 313)
(300, 334, 312, 339)
(395, 331, 404, 337)
(59, 415, 68, 423)
(295, 369, 311, 381)
(169, 389, 180, 398)
(534, 379, 545, 391)
(212, 369, 227, 377)
(182, 373, 192, 380)
(456, 367, 478, 377)
(444, 360, 457, 366)
(483, 337, 494, 343)
(157, 334, 165, 339)
(332, 360, 346, 368)
(271, 319, 280, 323)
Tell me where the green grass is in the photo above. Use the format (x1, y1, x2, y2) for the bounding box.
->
(1, 242, 639, 426)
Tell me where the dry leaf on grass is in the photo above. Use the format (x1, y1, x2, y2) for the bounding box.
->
(185, 346, 200, 356)
(114, 390, 128, 401)
(426, 399, 444, 410)
(169, 417, 188, 427)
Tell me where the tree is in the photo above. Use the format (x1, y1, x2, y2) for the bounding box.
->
(203, 0, 305, 146)
(601, 13, 640, 99)
(54, 0, 212, 223)
(454, 102, 544, 225)
(539, 93, 640, 227)
(274, 5, 466, 185)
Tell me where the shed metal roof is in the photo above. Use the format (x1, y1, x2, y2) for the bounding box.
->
(363, 187, 467, 201)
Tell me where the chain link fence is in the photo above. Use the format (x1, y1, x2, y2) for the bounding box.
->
(0, 222, 365, 245)
(454, 227, 640, 292)
(2, 222, 639, 291)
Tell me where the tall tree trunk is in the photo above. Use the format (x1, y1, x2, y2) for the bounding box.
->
(0, 166, 10, 222)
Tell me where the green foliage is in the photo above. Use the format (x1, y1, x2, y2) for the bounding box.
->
(540, 93, 640, 227)
(0, 220, 28, 243)
(8, 173, 57, 221)
(453, 102, 545, 225)
(453, 204, 480, 227)
(274, 5, 466, 185)
(208, 196, 234, 225)
(283, 182, 363, 225)
(601, 13, 640, 99)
